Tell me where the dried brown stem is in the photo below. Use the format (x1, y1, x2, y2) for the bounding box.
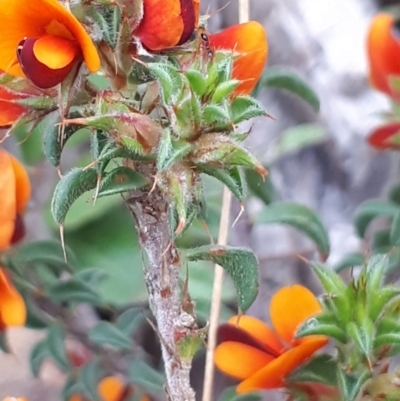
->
(124, 162, 197, 401)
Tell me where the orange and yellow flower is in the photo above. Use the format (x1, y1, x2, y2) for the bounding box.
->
(214, 285, 328, 393)
(69, 376, 151, 401)
(366, 13, 400, 101)
(0, 0, 100, 88)
(209, 21, 268, 95)
(133, 0, 196, 51)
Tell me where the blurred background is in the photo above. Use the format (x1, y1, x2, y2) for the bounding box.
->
(1, 0, 399, 399)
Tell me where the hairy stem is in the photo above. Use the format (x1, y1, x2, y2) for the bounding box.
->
(124, 162, 196, 401)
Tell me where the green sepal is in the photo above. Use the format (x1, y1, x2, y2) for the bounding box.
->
(175, 95, 201, 139)
(185, 69, 207, 97)
(97, 166, 148, 197)
(183, 245, 259, 312)
(176, 331, 205, 361)
(211, 80, 240, 103)
(197, 165, 246, 203)
(296, 312, 347, 343)
(91, 5, 122, 49)
(374, 317, 400, 348)
(202, 104, 231, 130)
(51, 168, 98, 225)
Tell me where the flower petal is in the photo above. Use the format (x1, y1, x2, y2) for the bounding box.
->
(17, 38, 76, 88)
(367, 122, 400, 150)
(98, 376, 125, 401)
(236, 337, 328, 393)
(134, 0, 195, 50)
(9, 154, 31, 214)
(0, 87, 29, 127)
(0, 150, 17, 250)
(34, 35, 80, 69)
(0, 268, 26, 326)
(214, 341, 275, 380)
(270, 285, 323, 345)
(0, 0, 100, 76)
(228, 315, 283, 355)
(209, 21, 268, 95)
(366, 13, 400, 100)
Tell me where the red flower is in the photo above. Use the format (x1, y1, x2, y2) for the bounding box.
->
(214, 285, 328, 393)
(366, 13, 400, 101)
(209, 21, 268, 95)
(0, 0, 100, 88)
(134, 0, 196, 51)
(0, 86, 30, 128)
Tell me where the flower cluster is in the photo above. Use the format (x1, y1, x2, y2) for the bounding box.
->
(215, 285, 328, 393)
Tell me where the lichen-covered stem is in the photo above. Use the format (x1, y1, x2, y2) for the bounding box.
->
(124, 162, 196, 401)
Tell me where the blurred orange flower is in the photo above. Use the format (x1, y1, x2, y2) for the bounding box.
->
(2, 398, 29, 401)
(0, 149, 30, 250)
(368, 122, 400, 150)
(366, 13, 400, 101)
(134, 0, 196, 51)
(209, 21, 268, 95)
(69, 376, 151, 401)
(214, 285, 328, 393)
(0, 86, 30, 128)
(0, 0, 100, 88)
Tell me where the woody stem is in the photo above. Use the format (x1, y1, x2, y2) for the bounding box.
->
(124, 161, 196, 401)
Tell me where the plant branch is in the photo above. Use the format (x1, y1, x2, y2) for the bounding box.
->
(124, 162, 197, 401)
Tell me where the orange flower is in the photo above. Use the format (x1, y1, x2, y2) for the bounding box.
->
(0, 149, 31, 250)
(69, 376, 151, 401)
(0, 268, 26, 329)
(366, 13, 400, 101)
(209, 21, 268, 95)
(0, 0, 100, 88)
(2, 398, 29, 401)
(134, 0, 196, 51)
(0, 86, 30, 128)
(214, 285, 328, 393)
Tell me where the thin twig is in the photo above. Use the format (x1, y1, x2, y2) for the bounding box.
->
(202, 187, 232, 401)
(202, 2, 250, 400)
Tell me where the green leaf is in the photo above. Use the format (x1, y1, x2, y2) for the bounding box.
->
(30, 340, 49, 377)
(46, 278, 102, 305)
(288, 355, 337, 387)
(61, 376, 82, 401)
(51, 168, 99, 225)
(75, 268, 108, 287)
(334, 252, 365, 272)
(229, 96, 266, 124)
(375, 317, 400, 348)
(354, 200, 400, 238)
(97, 166, 148, 197)
(129, 360, 165, 394)
(197, 165, 246, 202)
(79, 359, 104, 401)
(184, 245, 259, 312)
(202, 104, 231, 128)
(24, 295, 49, 329)
(175, 96, 201, 139)
(157, 130, 192, 172)
(91, 5, 121, 49)
(337, 369, 371, 401)
(254, 202, 330, 259)
(390, 211, 400, 246)
(368, 286, 400, 322)
(116, 307, 145, 336)
(296, 312, 347, 343)
(365, 254, 387, 293)
(218, 387, 262, 401)
(148, 63, 182, 104)
(256, 67, 320, 111)
(347, 319, 375, 358)
(267, 123, 326, 163)
(245, 168, 275, 205)
(42, 111, 82, 167)
(88, 321, 133, 350)
(47, 323, 71, 371)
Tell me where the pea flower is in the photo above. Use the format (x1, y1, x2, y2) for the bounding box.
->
(0, 0, 100, 89)
(0, 150, 30, 329)
(69, 376, 151, 401)
(367, 122, 400, 150)
(366, 13, 400, 101)
(209, 21, 268, 95)
(0, 86, 30, 128)
(133, 0, 196, 51)
(214, 285, 328, 393)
